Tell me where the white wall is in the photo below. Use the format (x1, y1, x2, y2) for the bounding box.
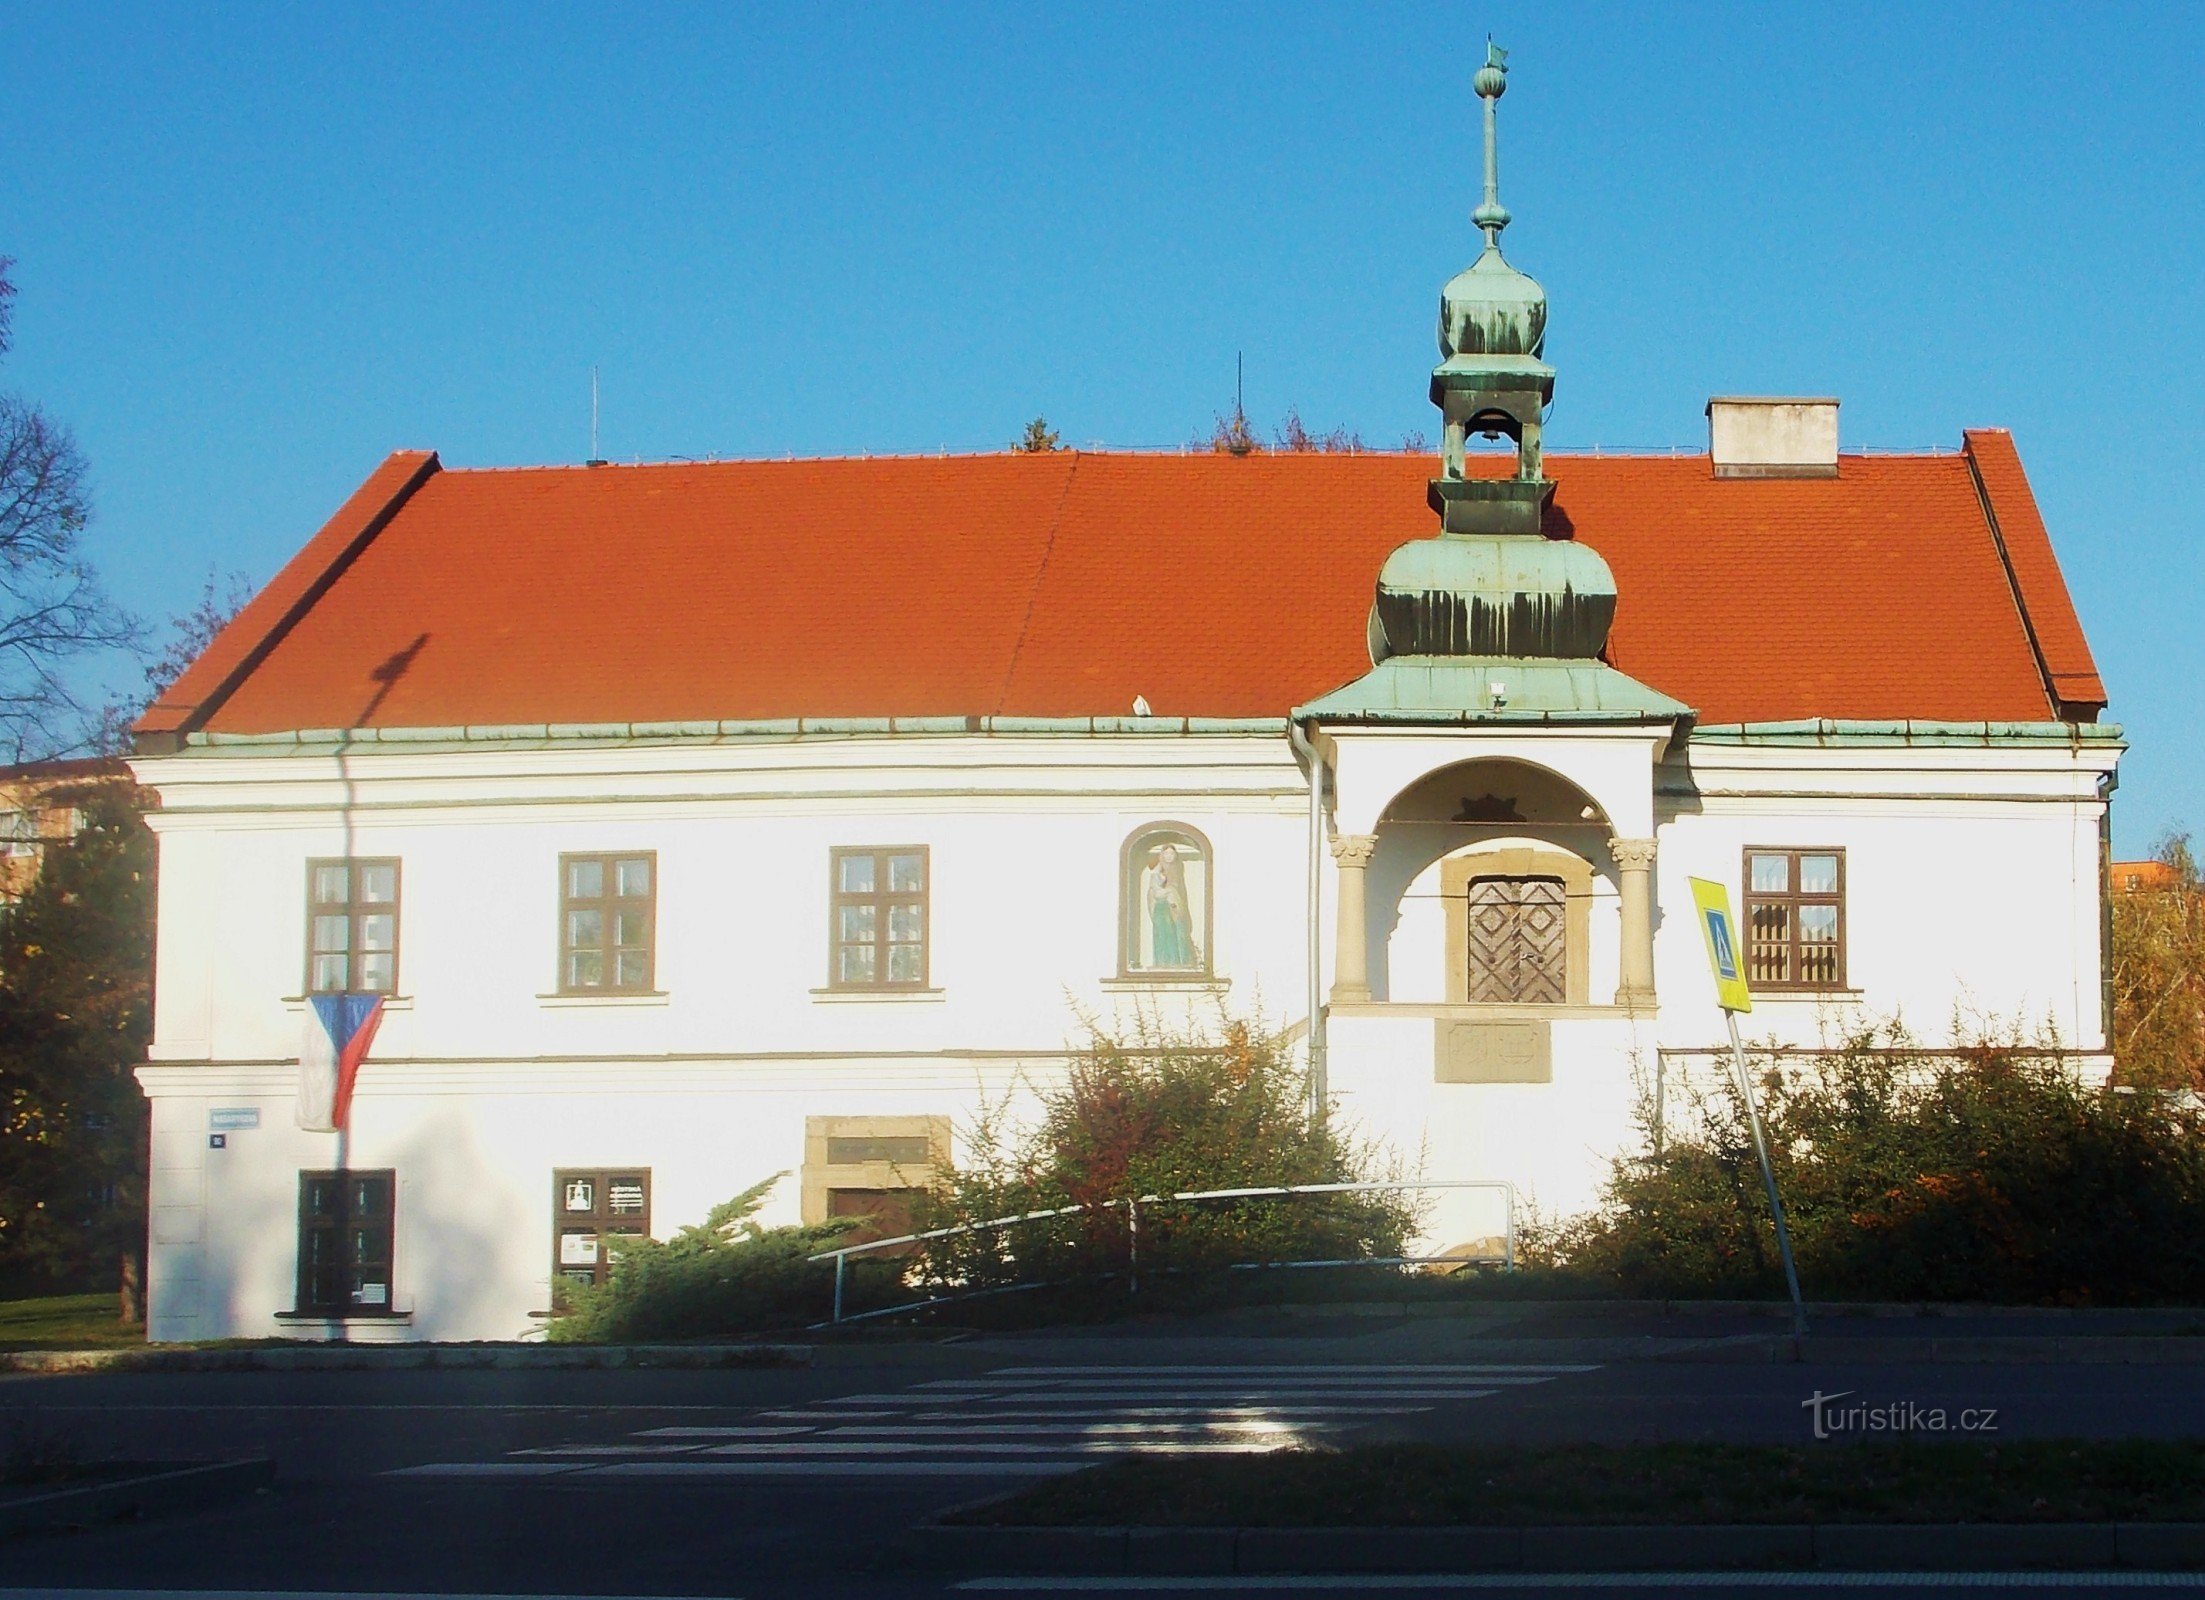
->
(135, 732, 1314, 1340)
(1651, 739, 2114, 1055)
(133, 725, 2115, 1341)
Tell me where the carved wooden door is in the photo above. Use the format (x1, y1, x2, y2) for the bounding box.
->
(1465, 876, 1566, 1004)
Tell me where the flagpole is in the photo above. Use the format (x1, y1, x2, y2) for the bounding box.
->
(321, 637, 425, 1342)
(334, 719, 358, 1344)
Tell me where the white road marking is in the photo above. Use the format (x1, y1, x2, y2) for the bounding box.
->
(0, 1591, 740, 1600)
(974, 1375, 1596, 1384)
(905, 1405, 1438, 1420)
(954, 1576, 2205, 1592)
(700, 1438, 1304, 1456)
(385, 1461, 590, 1477)
(821, 1422, 1314, 1437)
(635, 1425, 816, 1438)
(384, 1361, 1594, 1481)
(511, 1444, 713, 1457)
(596, 1458, 1079, 1478)
(7, 1403, 761, 1413)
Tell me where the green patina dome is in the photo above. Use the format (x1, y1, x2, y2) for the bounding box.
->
(1369, 533, 1615, 662)
(1293, 42, 1694, 731)
(1438, 246, 1548, 361)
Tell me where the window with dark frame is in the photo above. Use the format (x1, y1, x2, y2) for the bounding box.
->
(295, 1169, 395, 1314)
(830, 847, 928, 988)
(306, 859, 400, 994)
(552, 1168, 651, 1298)
(1743, 848, 1846, 991)
(559, 853, 656, 992)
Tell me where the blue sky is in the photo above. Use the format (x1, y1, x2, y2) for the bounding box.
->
(2, 4, 2198, 849)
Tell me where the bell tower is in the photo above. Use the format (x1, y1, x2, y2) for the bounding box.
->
(1428, 42, 1556, 538)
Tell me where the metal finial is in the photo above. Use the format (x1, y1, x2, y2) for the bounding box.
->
(1473, 39, 1510, 247)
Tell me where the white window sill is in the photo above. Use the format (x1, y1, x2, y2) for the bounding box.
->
(274, 1309, 413, 1323)
(1100, 976, 1230, 993)
(810, 987, 946, 1004)
(281, 995, 413, 1012)
(1746, 989, 1866, 1005)
(535, 991, 670, 1008)
(1331, 1001, 1634, 1021)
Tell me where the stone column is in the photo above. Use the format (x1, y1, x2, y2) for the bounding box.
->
(1328, 833, 1379, 1004)
(1610, 837, 1658, 1009)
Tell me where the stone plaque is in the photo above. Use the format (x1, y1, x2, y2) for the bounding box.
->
(1435, 1019, 1551, 1084)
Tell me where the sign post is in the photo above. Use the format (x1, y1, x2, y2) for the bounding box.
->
(1688, 877, 1807, 1339)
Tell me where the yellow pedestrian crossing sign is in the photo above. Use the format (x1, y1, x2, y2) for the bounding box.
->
(1689, 876, 1754, 1014)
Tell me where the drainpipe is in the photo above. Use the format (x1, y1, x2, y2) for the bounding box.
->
(1287, 719, 1328, 1119)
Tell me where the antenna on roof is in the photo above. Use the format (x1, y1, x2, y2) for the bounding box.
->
(1236, 351, 1244, 421)
(586, 368, 607, 468)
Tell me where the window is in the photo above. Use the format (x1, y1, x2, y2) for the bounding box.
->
(0, 810, 37, 859)
(560, 853, 656, 992)
(552, 1168, 651, 1295)
(1120, 824, 1212, 977)
(830, 847, 928, 988)
(1744, 849, 1846, 991)
(802, 1115, 946, 1249)
(296, 1169, 395, 1314)
(1463, 875, 1568, 1004)
(306, 859, 400, 994)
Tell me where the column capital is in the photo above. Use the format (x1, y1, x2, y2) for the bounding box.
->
(1608, 836, 1658, 870)
(1329, 833, 1380, 868)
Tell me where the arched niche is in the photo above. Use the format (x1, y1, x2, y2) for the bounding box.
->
(1380, 757, 1610, 830)
(1119, 822, 1214, 979)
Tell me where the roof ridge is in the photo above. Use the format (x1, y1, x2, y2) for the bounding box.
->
(419, 446, 1968, 473)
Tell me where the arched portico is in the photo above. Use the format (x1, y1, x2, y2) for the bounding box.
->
(1318, 732, 1668, 1011)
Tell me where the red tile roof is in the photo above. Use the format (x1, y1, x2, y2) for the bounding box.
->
(2113, 860, 2179, 893)
(142, 437, 2104, 740)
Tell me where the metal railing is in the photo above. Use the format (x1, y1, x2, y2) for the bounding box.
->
(806, 1178, 1517, 1327)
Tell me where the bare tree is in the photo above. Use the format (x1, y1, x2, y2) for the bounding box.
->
(1275, 407, 1365, 454)
(0, 258, 138, 760)
(94, 569, 254, 752)
(1200, 402, 1260, 456)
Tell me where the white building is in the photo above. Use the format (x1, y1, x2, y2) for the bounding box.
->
(129, 61, 2117, 1342)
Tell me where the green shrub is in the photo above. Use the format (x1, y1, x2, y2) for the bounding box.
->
(548, 1174, 862, 1341)
(1538, 1024, 2205, 1304)
(913, 1012, 1414, 1294)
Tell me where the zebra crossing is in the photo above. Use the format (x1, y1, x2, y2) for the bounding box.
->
(389, 1362, 1596, 1480)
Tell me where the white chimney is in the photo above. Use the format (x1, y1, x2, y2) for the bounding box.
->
(1706, 396, 1840, 479)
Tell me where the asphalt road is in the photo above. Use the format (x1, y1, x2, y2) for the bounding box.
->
(6, 1329, 2205, 1598)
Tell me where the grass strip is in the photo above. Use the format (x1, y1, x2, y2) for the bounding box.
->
(957, 1440, 2205, 1527)
(0, 1294, 145, 1351)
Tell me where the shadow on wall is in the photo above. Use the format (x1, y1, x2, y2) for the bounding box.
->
(207, 1107, 524, 1344)
(385, 1110, 531, 1341)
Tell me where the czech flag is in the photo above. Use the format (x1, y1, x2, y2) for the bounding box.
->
(297, 993, 386, 1132)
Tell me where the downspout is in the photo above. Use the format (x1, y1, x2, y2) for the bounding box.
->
(1287, 718, 1328, 1119)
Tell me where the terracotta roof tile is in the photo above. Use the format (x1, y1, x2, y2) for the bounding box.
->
(1962, 429, 2108, 715)
(167, 445, 2098, 737)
